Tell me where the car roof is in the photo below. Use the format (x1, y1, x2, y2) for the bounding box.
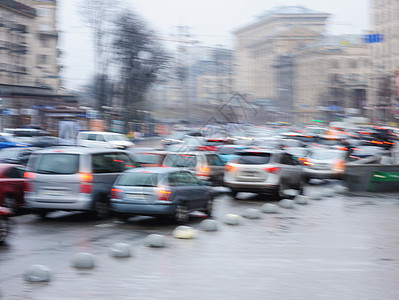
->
(31, 146, 129, 155)
(78, 131, 123, 135)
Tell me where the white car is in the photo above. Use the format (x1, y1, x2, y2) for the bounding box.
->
(224, 149, 304, 198)
(76, 131, 134, 150)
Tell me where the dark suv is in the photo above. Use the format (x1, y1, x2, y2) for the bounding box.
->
(24, 147, 135, 218)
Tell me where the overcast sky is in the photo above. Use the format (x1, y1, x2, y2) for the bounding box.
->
(58, 0, 370, 90)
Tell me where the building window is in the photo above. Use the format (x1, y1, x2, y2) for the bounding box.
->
(40, 36, 49, 47)
(38, 8, 51, 17)
(39, 55, 47, 64)
(39, 23, 51, 32)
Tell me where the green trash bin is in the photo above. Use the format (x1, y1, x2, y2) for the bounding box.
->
(368, 171, 399, 192)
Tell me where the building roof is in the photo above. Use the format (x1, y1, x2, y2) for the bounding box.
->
(257, 5, 329, 19)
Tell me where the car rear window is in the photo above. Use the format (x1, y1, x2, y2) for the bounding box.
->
(163, 154, 197, 167)
(206, 154, 224, 166)
(309, 151, 343, 160)
(117, 172, 158, 187)
(35, 153, 79, 174)
(134, 153, 163, 164)
(236, 152, 271, 165)
(219, 146, 237, 155)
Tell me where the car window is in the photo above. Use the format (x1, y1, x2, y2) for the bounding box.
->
(219, 146, 237, 155)
(117, 153, 136, 170)
(96, 135, 106, 142)
(281, 153, 295, 165)
(236, 152, 270, 165)
(163, 154, 197, 167)
(173, 171, 200, 186)
(134, 153, 162, 164)
(5, 166, 25, 178)
(308, 151, 343, 160)
(0, 137, 7, 142)
(117, 172, 158, 187)
(35, 154, 79, 174)
(87, 134, 97, 141)
(92, 153, 126, 173)
(206, 154, 224, 166)
(0, 148, 19, 159)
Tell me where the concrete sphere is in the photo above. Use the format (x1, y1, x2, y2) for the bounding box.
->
(334, 185, 349, 194)
(109, 243, 132, 258)
(309, 191, 323, 200)
(200, 219, 219, 231)
(223, 214, 242, 225)
(24, 265, 51, 282)
(172, 226, 197, 239)
(279, 199, 294, 209)
(71, 252, 96, 269)
(261, 203, 279, 214)
(323, 188, 335, 197)
(145, 234, 166, 248)
(294, 195, 308, 205)
(242, 208, 261, 219)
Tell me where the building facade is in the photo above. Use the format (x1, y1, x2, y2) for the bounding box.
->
(233, 6, 330, 108)
(369, 0, 399, 124)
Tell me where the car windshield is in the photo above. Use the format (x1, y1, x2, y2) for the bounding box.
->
(117, 172, 158, 187)
(236, 152, 271, 164)
(163, 154, 197, 167)
(308, 150, 343, 160)
(0, 148, 20, 159)
(35, 153, 79, 174)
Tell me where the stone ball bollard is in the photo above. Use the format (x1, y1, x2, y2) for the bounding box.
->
(242, 208, 261, 219)
(71, 252, 96, 269)
(109, 243, 132, 258)
(145, 234, 166, 248)
(294, 195, 308, 205)
(279, 199, 294, 209)
(172, 226, 197, 239)
(24, 265, 51, 282)
(261, 203, 279, 214)
(223, 214, 242, 225)
(323, 188, 335, 197)
(334, 185, 349, 194)
(200, 219, 219, 231)
(309, 191, 323, 200)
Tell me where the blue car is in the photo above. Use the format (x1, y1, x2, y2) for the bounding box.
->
(0, 135, 30, 150)
(217, 145, 249, 164)
(110, 167, 213, 224)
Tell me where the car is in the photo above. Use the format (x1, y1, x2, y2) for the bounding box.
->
(0, 147, 39, 165)
(224, 149, 304, 199)
(0, 134, 30, 149)
(301, 148, 347, 182)
(0, 206, 12, 244)
(345, 145, 388, 162)
(76, 131, 134, 150)
(217, 145, 249, 164)
(24, 147, 136, 219)
(161, 131, 190, 147)
(129, 150, 168, 167)
(110, 167, 213, 224)
(162, 151, 225, 185)
(0, 163, 27, 214)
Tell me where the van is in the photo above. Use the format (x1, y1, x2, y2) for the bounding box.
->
(24, 147, 136, 218)
(76, 131, 134, 150)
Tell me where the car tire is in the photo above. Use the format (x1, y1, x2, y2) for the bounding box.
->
(277, 181, 288, 199)
(0, 216, 10, 244)
(174, 204, 189, 224)
(91, 197, 110, 220)
(2, 196, 18, 215)
(36, 210, 48, 218)
(230, 190, 238, 198)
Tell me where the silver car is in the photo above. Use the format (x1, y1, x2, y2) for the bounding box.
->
(110, 167, 213, 224)
(224, 149, 303, 198)
(24, 147, 135, 219)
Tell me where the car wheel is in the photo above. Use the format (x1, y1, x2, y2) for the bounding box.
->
(277, 182, 288, 199)
(0, 216, 10, 244)
(91, 197, 110, 220)
(2, 196, 18, 215)
(297, 179, 305, 195)
(230, 190, 238, 198)
(174, 204, 189, 224)
(205, 197, 213, 217)
(36, 210, 48, 218)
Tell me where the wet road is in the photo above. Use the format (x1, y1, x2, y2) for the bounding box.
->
(2, 181, 399, 300)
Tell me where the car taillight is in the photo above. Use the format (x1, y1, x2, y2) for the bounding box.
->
(302, 159, 314, 166)
(333, 159, 345, 173)
(263, 166, 280, 174)
(197, 166, 210, 176)
(225, 164, 235, 172)
(157, 188, 171, 201)
(111, 188, 123, 199)
(24, 171, 36, 192)
(79, 173, 93, 194)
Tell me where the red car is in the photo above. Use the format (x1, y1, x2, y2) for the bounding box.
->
(0, 163, 27, 215)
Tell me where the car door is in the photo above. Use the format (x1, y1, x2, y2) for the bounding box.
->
(174, 171, 204, 210)
(4, 166, 26, 204)
(280, 153, 302, 187)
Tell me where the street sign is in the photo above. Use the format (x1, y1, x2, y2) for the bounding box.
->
(363, 34, 384, 44)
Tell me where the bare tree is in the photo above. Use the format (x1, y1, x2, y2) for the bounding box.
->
(113, 9, 169, 131)
(80, 0, 120, 114)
